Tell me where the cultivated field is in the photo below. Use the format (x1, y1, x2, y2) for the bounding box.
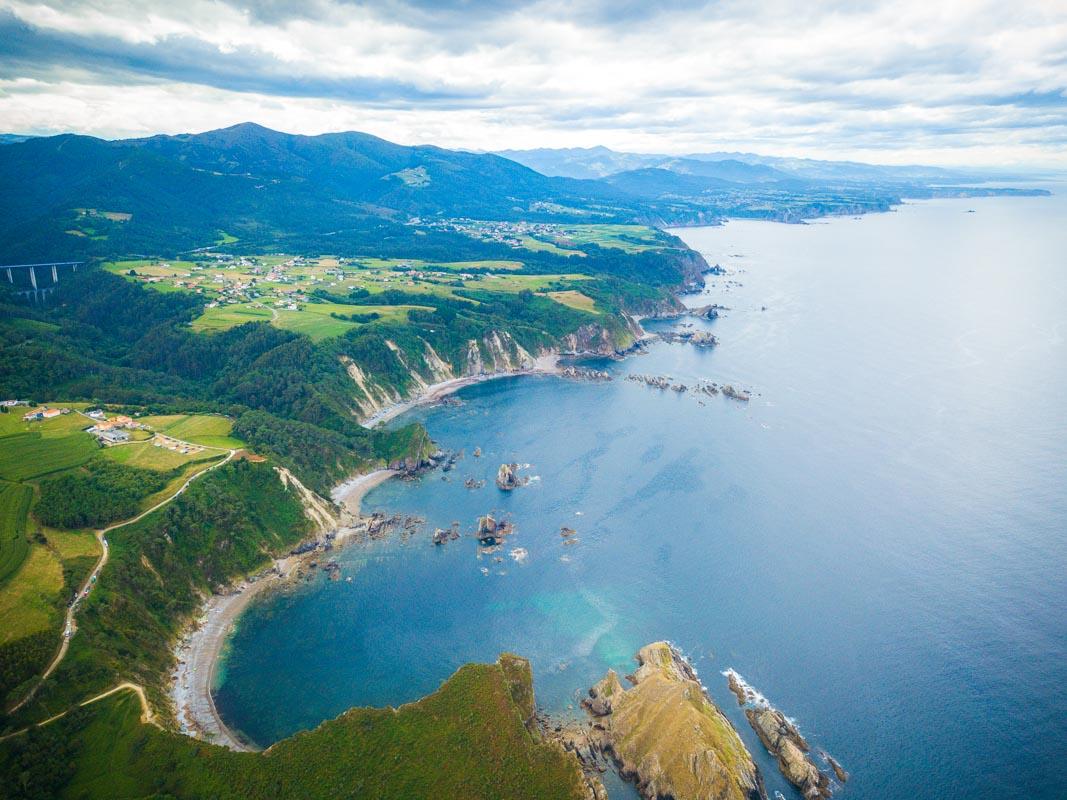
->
(0, 481, 32, 588)
(0, 432, 98, 482)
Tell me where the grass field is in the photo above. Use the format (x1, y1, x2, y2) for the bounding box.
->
(191, 301, 434, 340)
(554, 223, 666, 252)
(139, 414, 242, 448)
(274, 303, 433, 341)
(188, 303, 273, 333)
(0, 544, 63, 644)
(99, 441, 220, 472)
(0, 407, 92, 439)
(518, 235, 584, 257)
(0, 480, 32, 588)
(46, 529, 101, 561)
(0, 432, 99, 482)
(544, 290, 599, 313)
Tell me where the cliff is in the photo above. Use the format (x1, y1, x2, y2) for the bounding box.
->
(584, 642, 766, 800)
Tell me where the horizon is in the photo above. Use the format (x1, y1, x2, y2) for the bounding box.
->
(3, 120, 1063, 177)
(1, 1, 1065, 170)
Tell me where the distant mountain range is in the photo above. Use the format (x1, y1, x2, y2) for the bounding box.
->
(0, 124, 1047, 263)
(494, 145, 991, 183)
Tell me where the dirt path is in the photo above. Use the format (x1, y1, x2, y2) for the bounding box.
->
(7, 449, 236, 715)
(0, 682, 158, 743)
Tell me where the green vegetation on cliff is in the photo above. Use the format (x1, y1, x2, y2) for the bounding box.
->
(1, 655, 587, 800)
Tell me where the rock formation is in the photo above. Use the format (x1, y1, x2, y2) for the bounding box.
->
(496, 462, 526, 490)
(745, 707, 829, 800)
(722, 670, 844, 799)
(582, 642, 766, 800)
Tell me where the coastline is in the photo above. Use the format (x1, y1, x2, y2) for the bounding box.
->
(167, 338, 633, 751)
(360, 352, 561, 428)
(169, 468, 395, 751)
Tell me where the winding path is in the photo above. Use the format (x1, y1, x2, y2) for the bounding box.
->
(7, 448, 236, 715)
(0, 682, 158, 743)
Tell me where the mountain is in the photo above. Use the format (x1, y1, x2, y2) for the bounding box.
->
(496, 145, 987, 184)
(0, 124, 1046, 263)
(0, 134, 33, 145)
(0, 123, 631, 262)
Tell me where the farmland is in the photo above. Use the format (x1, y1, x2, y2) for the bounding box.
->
(138, 414, 243, 449)
(105, 244, 620, 341)
(0, 432, 99, 482)
(0, 481, 32, 588)
(100, 441, 221, 472)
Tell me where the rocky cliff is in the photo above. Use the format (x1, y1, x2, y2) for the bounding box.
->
(582, 642, 766, 800)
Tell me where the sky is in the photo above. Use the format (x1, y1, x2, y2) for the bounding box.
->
(1, 0, 1065, 168)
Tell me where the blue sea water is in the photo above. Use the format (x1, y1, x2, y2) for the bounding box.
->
(214, 192, 1067, 799)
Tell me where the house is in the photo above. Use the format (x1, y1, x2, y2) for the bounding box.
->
(23, 409, 44, 421)
(42, 408, 63, 419)
(96, 429, 130, 444)
(87, 409, 105, 420)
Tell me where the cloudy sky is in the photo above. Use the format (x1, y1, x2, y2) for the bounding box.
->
(1, 0, 1065, 167)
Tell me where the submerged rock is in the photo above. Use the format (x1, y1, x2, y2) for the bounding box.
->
(722, 384, 751, 402)
(583, 642, 766, 800)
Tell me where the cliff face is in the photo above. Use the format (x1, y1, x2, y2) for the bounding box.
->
(341, 319, 635, 423)
(585, 642, 766, 800)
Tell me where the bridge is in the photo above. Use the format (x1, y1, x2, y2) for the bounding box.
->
(2, 261, 83, 302)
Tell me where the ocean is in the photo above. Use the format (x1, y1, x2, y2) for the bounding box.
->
(214, 190, 1067, 799)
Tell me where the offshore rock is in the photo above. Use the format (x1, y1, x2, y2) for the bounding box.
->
(721, 384, 751, 402)
(723, 670, 842, 799)
(745, 707, 829, 800)
(584, 642, 765, 800)
(496, 462, 523, 490)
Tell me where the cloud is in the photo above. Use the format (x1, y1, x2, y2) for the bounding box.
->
(0, 0, 1064, 167)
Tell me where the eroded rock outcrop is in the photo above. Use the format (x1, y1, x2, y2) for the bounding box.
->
(584, 642, 766, 800)
(745, 707, 829, 800)
(723, 670, 844, 799)
(496, 462, 526, 490)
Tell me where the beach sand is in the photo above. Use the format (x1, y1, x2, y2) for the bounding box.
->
(169, 468, 396, 750)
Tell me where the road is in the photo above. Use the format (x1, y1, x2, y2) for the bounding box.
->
(7, 448, 236, 715)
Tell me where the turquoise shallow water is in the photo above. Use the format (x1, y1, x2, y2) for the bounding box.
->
(215, 192, 1067, 799)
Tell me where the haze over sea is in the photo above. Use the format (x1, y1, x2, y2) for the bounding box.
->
(215, 191, 1067, 799)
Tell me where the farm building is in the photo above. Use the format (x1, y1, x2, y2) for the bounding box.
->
(96, 429, 130, 444)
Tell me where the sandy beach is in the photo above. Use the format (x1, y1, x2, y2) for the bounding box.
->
(361, 352, 560, 428)
(169, 468, 395, 751)
(169, 356, 562, 750)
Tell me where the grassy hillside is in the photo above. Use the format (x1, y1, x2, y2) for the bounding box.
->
(6, 459, 308, 725)
(0, 655, 587, 800)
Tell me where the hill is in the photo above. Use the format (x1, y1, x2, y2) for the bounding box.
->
(0, 123, 631, 263)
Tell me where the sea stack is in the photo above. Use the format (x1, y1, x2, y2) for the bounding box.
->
(496, 462, 522, 490)
(582, 642, 766, 800)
